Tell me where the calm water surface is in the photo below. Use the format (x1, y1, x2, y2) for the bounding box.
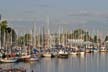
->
(0, 53, 108, 72)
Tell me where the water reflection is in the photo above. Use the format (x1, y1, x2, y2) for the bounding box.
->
(0, 53, 108, 72)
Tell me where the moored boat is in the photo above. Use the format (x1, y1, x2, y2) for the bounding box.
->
(57, 50, 69, 58)
(29, 54, 39, 61)
(43, 52, 54, 58)
(30, 57, 39, 61)
(91, 48, 99, 53)
(99, 46, 107, 52)
(80, 51, 85, 55)
(17, 55, 30, 62)
(0, 58, 18, 63)
(70, 51, 77, 55)
(2, 68, 26, 72)
(69, 48, 78, 55)
(20, 55, 31, 59)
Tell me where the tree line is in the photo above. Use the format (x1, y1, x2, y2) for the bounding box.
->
(0, 20, 17, 48)
(1, 20, 108, 48)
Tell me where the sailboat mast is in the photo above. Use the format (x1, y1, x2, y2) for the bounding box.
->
(10, 27, 13, 55)
(10, 28, 13, 47)
(3, 29, 5, 49)
(0, 21, 1, 49)
(32, 23, 36, 48)
(0, 15, 1, 49)
(47, 16, 51, 48)
(61, 25, 64, 47)
(42, 25, 45, 49)
(38, 27, 40, 48)
(58, 25, 61, 45)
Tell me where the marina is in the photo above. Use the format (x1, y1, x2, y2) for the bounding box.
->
(0, 0, 108, 72)
(0, 19, 108, 71)
(1, 18, 108, 72)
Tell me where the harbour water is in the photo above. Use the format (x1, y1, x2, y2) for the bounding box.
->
(0, 52, 108, 72)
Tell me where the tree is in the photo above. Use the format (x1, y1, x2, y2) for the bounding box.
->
(17, 33, 32, 46)
(70, 29, 93, 41)
(17, 36, 25, 46)
(98, 38, 101, 43)
(0, 20, 8, 47)
(24, 33, 32, 45)
(0, 20, 17, 47)
(6, 27, 17, 45)
(105, 36, 108, 42)
(93, 35, 98, 43)
(0, 20, 7, 30)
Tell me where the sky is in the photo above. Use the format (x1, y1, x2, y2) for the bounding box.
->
(0, 0, 108, 39)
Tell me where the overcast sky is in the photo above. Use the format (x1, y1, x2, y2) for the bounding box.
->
(0, 0, 108, 39)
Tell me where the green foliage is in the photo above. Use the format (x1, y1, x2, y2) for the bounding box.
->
(105, 36, 108, 42)
(65, 29, 93, 41)
(71, 29, 86, 39)
(0, 20, 17, 47)
(24, 33, 32, 45)
(17, 33, 32, 46)
(0, 20, 7, 31)
(17, 36, 25, 46)
(93, 35, 101, 43)
(93, 35, 98, 43)
(0, 20, 8, 47)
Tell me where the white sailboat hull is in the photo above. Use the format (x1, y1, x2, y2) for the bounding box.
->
(20, 55, 30, 59)
(30, 57, 39, 61)
(58, 50, 69, 58)
(70, 52, 77, 55)
(80, 52, 85, 55)
(43, 53, 52, 57)
(0, 58, 17, 63)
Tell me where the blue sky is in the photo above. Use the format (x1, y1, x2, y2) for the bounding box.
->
(0, 0, 108, 39)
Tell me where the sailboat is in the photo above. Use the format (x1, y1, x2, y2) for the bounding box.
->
(19, 23, 40, 62)
(17, 32, 30, 62)
(20, 52, 30, 59)
(57, 49, 68, 58)
(99, 45, 107, 52)
(0, 57, 18, 63)
(69, 47, 78, 55)
(0, 27, 18, 63)
(42, 17, 54, 58)
(69, 30, 78, 55)
(42, 34, 54, 58)
(28, 23, 39, 61)
(57, 26, 69, 58)
(0, 23, 1, 49)
(0, 26, 2, 58)
(43, 52, 52, 57)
